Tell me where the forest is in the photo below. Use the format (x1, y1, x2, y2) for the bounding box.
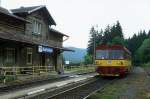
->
(84, 21, 150, 66)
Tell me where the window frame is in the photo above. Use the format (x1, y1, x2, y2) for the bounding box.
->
(5, 48, 15, 64)
(26, 48, 33, 65)
(96, 49, 125, 60)
(33, 20, 42, 35)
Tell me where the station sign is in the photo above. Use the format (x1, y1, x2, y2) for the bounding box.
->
(38, 46, 53, 53)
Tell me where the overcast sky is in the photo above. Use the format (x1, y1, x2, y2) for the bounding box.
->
(1, 0, 150, 48)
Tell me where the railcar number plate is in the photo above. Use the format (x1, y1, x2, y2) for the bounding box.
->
(107, 60, 112, 64)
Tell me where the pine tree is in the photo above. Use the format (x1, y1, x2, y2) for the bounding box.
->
(125, 30, 150, 65)
(102, 25, 111, 44)
(148, 30, 150, 37)
(115, 21, 124, 38)
(96, 29, 103, 46)
(102, 21, 124, 45)
(87, 26, 96, 55)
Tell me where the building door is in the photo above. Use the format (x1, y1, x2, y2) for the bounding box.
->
(40, 53, 45, 66)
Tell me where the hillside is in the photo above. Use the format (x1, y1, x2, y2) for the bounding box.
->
(63, 47, 87, 63)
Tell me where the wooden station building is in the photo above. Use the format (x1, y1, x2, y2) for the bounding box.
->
(0, 5, 70, 73)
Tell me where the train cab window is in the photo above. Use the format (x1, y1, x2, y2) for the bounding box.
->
(96, 50, 109, 59)
(96, 50, 124, 59)
(109, 50, 124, 59)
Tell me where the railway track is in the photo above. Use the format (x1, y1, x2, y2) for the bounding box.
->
(46, 77, 117, 99)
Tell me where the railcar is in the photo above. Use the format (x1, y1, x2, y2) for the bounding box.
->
(95, 45, 132, 77)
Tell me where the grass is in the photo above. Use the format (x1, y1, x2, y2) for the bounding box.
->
(88, 66, 150, 99)
(87, 80, 127, 99)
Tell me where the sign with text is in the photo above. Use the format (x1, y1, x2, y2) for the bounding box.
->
(38, 46, 53, 53)
(65, 61, 70, 65)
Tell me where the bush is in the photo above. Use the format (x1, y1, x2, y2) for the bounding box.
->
(5, 76, 17, 82)
(143, 62, 150, 67)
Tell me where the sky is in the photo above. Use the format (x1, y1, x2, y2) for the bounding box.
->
(1, 0, 150, 48)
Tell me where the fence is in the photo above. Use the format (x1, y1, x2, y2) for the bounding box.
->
(0, 66, 55, 84)
(64, 64, 96, 74)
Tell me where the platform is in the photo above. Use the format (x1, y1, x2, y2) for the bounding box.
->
(0, 73, 96, 99)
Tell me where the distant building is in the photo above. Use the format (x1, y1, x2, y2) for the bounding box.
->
(0, 5, 70, 73)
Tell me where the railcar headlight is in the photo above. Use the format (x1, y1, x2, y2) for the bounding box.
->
(120, 61, 123, 65)
(117, 61, 123, 65)
(95, 61, 99, 64)
(95, 61, 101, 65)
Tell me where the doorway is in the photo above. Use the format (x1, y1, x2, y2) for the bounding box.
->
(40, 53, 45, 66)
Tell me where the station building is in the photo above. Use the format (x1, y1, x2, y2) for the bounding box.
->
(0, 5, 70, 74)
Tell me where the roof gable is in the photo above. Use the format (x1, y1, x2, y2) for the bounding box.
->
(11, 5, 56, 25)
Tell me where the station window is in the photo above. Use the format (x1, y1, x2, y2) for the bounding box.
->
(5, 48, 15, 64)
(33, 20, 42, 35)
(27, 48, 33, 65)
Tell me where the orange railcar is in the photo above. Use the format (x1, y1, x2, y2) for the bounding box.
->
(95, 45, 132, 77)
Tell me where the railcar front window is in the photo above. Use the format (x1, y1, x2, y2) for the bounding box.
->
(109, 50, 124, 59)
(96, 50, 109, 59)
(96, 50, 124, 59)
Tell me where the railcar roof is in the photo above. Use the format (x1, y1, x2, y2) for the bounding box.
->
(96, 45, 131, 55)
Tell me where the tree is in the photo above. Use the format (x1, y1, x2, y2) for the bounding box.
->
(115, 21, 124, 38)
(148, 30, 150, 37)
(87, 21, 125, 57)
(137, 38, 150, 63)
(87, 27, 96, 55)
(84, 54, 93, 65)
(112, 36, 125, 45)
(96, 29, 103, 46)
(102, 25, 111, 44)
(87, 26, 103, 64)
(125, 30, 150, 65)
(102, 21, 124, 45)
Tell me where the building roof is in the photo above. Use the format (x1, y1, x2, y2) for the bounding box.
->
(0, 7, 28, 22)
(11, 5, 56, 25)
(49, 28, 69, 37)
(53, 46, 74, 52)
(11, 6, 40, 13)
(0, 6, 70, 51)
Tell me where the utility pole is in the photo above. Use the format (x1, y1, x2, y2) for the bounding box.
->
(93, 29, 96, 65)
(93, 25, 98, 65)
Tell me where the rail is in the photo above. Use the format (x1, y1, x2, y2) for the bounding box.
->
(47, 77, 117, 99)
